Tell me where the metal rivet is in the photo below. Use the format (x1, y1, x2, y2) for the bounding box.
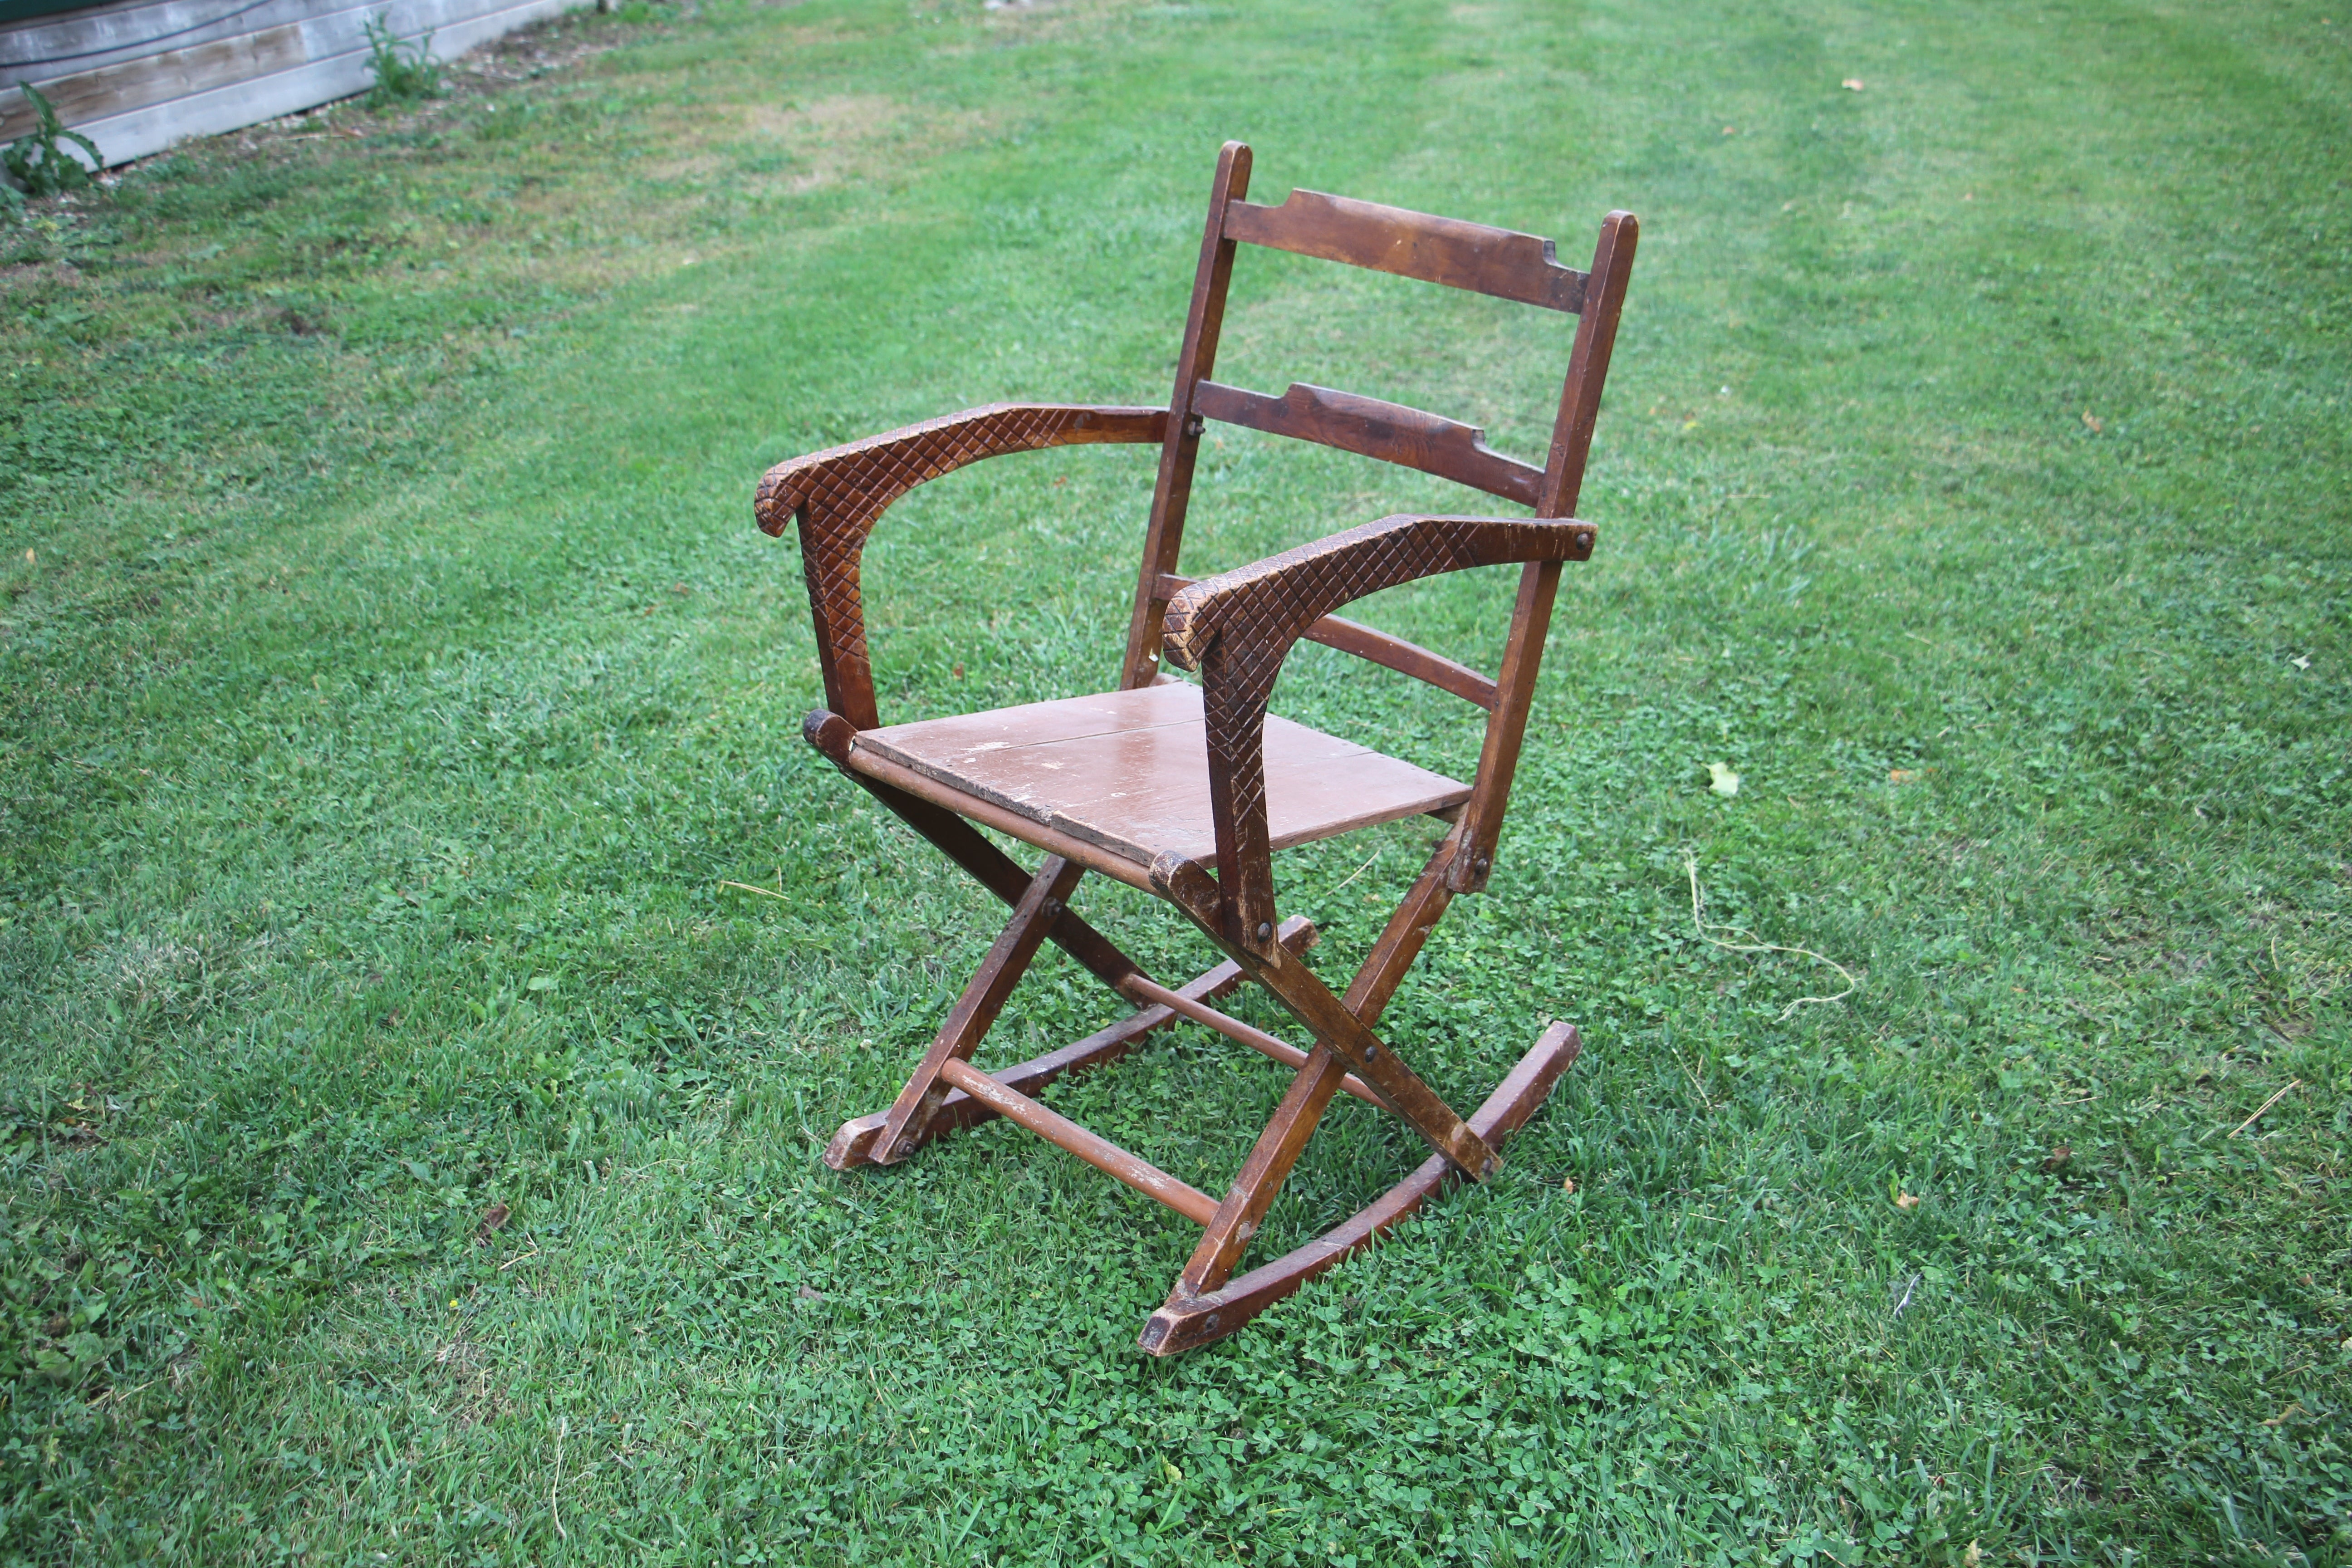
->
(1205, 1313, 1220, 1329)
(1044, 898, 1063, 918)
(1363, 1046, 1377, 1063)
(1475, 856, 1491, 872)
(1256, 921, 1273, 941)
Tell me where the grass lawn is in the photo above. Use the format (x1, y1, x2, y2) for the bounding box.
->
(4, 0, 2349, 1560)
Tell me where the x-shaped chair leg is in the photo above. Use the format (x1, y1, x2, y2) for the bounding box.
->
(1144, 828, 1570, 1344)
(1168, 937, 1498, 1294)
(871, 855, 1088, 1163)
(810, 712, 1572, 1352)
(809, 710, 1351, 1180)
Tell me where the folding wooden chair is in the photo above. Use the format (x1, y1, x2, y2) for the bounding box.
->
(755, 142, 1636, 1353)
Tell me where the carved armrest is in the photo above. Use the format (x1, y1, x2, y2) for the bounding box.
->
(756, 403, 1167, 727)
(1158, 513, 1596, 953)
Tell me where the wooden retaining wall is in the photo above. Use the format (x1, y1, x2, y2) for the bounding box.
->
(1, 0, 592, 168)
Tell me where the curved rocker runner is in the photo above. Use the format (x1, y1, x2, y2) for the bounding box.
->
(755, 141, 1638, 1353)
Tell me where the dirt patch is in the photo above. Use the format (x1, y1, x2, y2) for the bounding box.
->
(731, 91, 986, 191)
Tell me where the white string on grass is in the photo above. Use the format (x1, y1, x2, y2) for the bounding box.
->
(1684, 853, 1858, 1022)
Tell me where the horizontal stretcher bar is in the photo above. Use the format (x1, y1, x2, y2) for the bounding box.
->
(1120, 975, 1385, 1107)
(824, 916, 1321, 1171)
(937, 1058, 1221, 1225)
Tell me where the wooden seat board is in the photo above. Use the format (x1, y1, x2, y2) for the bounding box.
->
(850, 683, 1468, 867)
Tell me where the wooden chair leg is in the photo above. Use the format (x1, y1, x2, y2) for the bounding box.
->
(1342, 828, 1461, 1023)
(1152, 849, 1496, 1184)
(819, 784, 1572, 1357)
(1167, 963, 1492, 1304)
(1174, 1043, 1358, 1296)
(1248, 948, 1498, 1179)
(871, 856, 1087, 1163)
(1141, 1021, 1580, 1355)
(1142, 831, 1506, 1314)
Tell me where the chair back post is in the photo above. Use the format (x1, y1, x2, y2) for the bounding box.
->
(1447, 209, 1639, 893)
(1120, 140, 1253, 690)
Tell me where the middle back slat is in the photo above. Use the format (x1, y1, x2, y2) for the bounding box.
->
(1191, 380, 1543, 506)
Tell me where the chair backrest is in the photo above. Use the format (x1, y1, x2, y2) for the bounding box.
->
(1119, 141, 1637, 896)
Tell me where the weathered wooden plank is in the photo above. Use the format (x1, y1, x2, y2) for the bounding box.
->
(6, 0, 342, 80)
(2, 0, 587, 167)
(1, 0, 529, 78)
(0, 23, 299, 139)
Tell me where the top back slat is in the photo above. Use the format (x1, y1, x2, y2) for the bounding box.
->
(1222, 189, 1589, 314)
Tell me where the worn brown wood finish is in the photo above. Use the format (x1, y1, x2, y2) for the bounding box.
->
(849, 683, 1470, 871)
(1177, 1039, 1356, 1296)
(938, 1061, 1223, 1224)
(1298, 613, 1499, 710)
(1119, 974, 1385, 1108)
(758, 404, 1165, 728)
(1449, 209, 1640, 893)
(803, 708, 1150, 978)
(872, 856, 1087, 1164)
(1156, 512, 1596, 956)
(1222, 189, 1591, 313)
(1343, 829, 1465, 1023)
(840, 739, 1168, 895)
(756, 142, 1637, 1353)
(1138, 850, 1494, 1176)
(1190, 381, 1544, 506)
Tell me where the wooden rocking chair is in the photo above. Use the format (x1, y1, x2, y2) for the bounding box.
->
(756, 142, 1636, 1353)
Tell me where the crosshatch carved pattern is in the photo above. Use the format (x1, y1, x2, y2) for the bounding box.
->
(751, 148, 1637, 1351)
(755, 403, 1164, 721)
(1160, 514, 1595, 931)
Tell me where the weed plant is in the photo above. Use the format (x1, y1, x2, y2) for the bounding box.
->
(363, 14, 445, 109)
(0, 0, 2347, 1563)
(1, 85, 99, 211)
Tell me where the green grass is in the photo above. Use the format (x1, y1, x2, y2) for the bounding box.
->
(4, 0, 2348, 1560)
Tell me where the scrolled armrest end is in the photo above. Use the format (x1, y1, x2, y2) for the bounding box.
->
(1164, 511, 1596, 950)
(1160, 512, 1595, 681)
(753, 402, 1167, 540)
(757, 402, 1167, 731)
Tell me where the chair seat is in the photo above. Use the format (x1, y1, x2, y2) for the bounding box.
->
(848, 682, 1470, 869)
